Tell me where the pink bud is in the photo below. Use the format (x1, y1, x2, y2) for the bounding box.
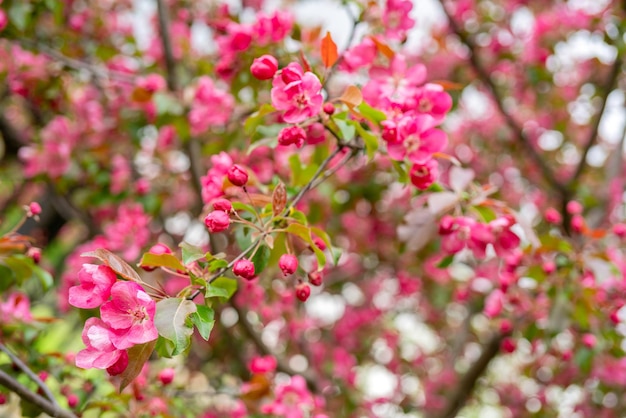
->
(28, 202, 42, 216)
(306, 123, 326, 145)
(0, 10, 7, 32)
(67, 394, 79, 409)
(613, 223, 626, 238)
(227, 165, 248, 187)
(278, 254, 298, 276)
(499, 319, 513, 334)
(410, 159, 439, 190)
(542, 260, 556, 274)
(544, 207, 562, 224)
(312, 236, 326, 251)
(233, 259, 255, 280)
(158, 368, 175, 385)
(249, 355, 277, 374)
(484, 289, 504, 318)
(295, 282, 311, 301)
(323, 102, 335, 115)
(251, 55, 278, 80)
(204, 210, 231, 233)
(278, 126, 306, 148)
(581, 333, 596, 348)
(566, 201, 583, 215)
(571, 214, 585, 233)
(308, 271, 323, 286)
(0, 393, 6, 405)
(212, 198, 233, 212)
(501, 338, 516, 353)
(27, 247, 41, 264)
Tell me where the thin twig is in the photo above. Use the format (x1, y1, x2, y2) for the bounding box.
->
(0, 369, 78, 418)
(0, 343, 58, 406)
(438, 0, 566, 195)
(155, 0, 178, 92)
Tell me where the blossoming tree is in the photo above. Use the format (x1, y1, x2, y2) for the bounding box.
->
(0, 0, 625, 417)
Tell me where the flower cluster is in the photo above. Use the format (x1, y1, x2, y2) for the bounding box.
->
(69, 264, 158, 375)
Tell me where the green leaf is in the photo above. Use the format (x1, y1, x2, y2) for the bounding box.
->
(190, 305, 215, 341)
(154, 298, 197, 356)
(139, 253, 186, 272)
(251, 245, 271, 275)
(208, 258, 229, 272)
(119, 339, 157, 392)
(289, 209, 308, 225)
(210, 276, 238, 299)
(205, 283, 230, 299)
(9, 2, 33, 31)
(355, 124, 378, 161)
(575, 348, 594, 374)
(0, 266, 15, 290)
(286, 223, 326, 269)
(391, 160, 408, 183)
(154, 336, 176, 358)
(358, 102, 387, 124)
(436, 255, 455, 268)
(180, 242, 206, 265)
(3, 255, 33, 285)
(335, 119, 356, 142)
(472, 205, 497, 223)
(154, 92, 183, 116)
(244, 104, 276, 135)
(232, 201, 258, 214)
(31, 265, 53, 290)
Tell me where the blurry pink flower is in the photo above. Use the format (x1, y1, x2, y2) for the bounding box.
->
(76, 318, 128, 371)
(100, 282, 158, 349)
(382, 0, 415, 40)
(260, 375, 314, 417)
(409, 159, 438, 190)
(249, 355, 277, 373)
(387, 115, 447, 163)
(439, 216, 493, 258)
(271, 62, 323, 123)
(69, 264, 117, 309)
(0, 293, 32, 323)
(278, 126, 306, 148)
(484, 289, 504, 318)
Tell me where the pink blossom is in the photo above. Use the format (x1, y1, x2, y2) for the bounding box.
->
(489, 216, 520, 256)
(260, 375, 315, 418)
(484, 289, 504, 318)
(0, 293, 32, 323)
(227, 164, 248, 186)
(212, 198, 233, 212)
(382, 0, 415, 40)
(271, 62, 323, 124)
(253, 11, 293, 45)
(409, 159, 439, 190)
(386, 115, 448, 163)
(0, 10, 7, 32)
(439, 216, 494, 258)
(413, 84, 453, 122)
(278, 126, 306, 148)
(100, 282, 158, 349)
(251, 55, 278, 80)
(340, 38, 377, 72)
(363, 55, 426, 111)
(103, 203, 151, 261)
(76, 318, 128, 371)
(233, 259, 255, 280)
(189, 77, 234, 135)
(249, 355, 277, 373)
(201, 152, 233, 204)
(69, 264, 117, 309)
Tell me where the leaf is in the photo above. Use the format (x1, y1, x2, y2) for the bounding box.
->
(82, 249, 143, 283)
(209, 276, 238, 299)
(154, 298, 197, 356)
(339, 85, 363, 109)
(180, 242, 206, 265)
(369, 36, 395, 60)
(335, 119, 356, 142)
(205, 283, 230, 299)
(321, 32, 339, 68)
(357, 102, 387, 125)
(273, 182, 287, 216)
(299, 51, 312, 73)
(119, 339, 157, 392)
(31, 265, 53, 290)
(251, 244, 271, 274)
(244, 104, 276, 136)
(9, 2, 33, 31)
(427, 192, 459, 215)
(355, 124, 378, 161)
(437, 255, 455, 268)
(139, 253, 186, 273)
(286, 223, 326, 269)
(190, 305, 215, 341)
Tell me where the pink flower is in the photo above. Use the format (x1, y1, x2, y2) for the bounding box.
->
(205, 210, 231, 233)
(260, 375, 315, 417)
(103, 204, 151, 261)
(386, 115, 448, 163)
(100, 282, 158, 349)
(249, 355, 277, 373)
(439, 216, 494, 258)
(296, 282, 311, 302)
(76, 318, 128, 371)
(251, 55, 278, 80)
(363, 54, 426, 111)
(409, 159, 439, 190)
(413, 84, 453, 122)
(271, 62, 323, 124)
(69, 264, 117, 309)
(279, 254, 298, 276)
(489, 216, 520, 256)
(212, 198, 233, 212)
(253, 11, 293, 45)
(0, 10, 7, 32)
(383, 0, 415, 40)
(484, 289, 504, 318)
(158, 368, 175, 385)
(306, 123, 326, 145)
(278, 126, 306, 148)
(0, 293, 32, 323)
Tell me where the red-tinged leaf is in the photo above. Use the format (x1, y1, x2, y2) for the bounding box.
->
(273, 182, 287, 216)
(241, 373, 271, 401)
(131, 87, 153, 103)
(433, 152, 461, 166)
(321, 32, 338, 68)
(82, 249, 143, 283)
(118, 339, 157, 392)
(138, 253, 186, 273)
(300, 51, 312, 73)
(369, 36, 395, 60)
(338, 85, 363, 109)
(430, 80, 464, 91)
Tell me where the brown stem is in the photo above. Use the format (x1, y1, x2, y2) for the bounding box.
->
(155, 0, 178, 92)
(431, 332, 505, 418)
(0, 370, 77, 418)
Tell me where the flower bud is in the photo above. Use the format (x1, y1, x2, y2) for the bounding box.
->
(0, 10, 7, 32)
(501, 338, 516, 353)
(204, 210, 231, 233)
(278, 254, 298, 276)
(233, 258, 255, 280)
(67, 394, 79, 409)
(312, 237, 326, 251)
(409, 159, 438, 190)
(158, 368, 175, 385)
(227, 165, 248, 187)
(278, 126, 306, 148)
(27, 247, 41, 264)
(308, 271, 323, 286)
(251, 55, 278, 80)
(544, 207, 562, 224)
(212, 198, 233, 212)
(614, 223, 626, 238)
(28, 202, 42, 216)
(295, 282, 311, 302)
(306, 122, 326, 145)
(566, 200, 583, 215)
(323, 102, 335, 115)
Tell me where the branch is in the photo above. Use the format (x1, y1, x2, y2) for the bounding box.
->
(438, 1, 566, 195)
(155, 0, 179, 92)
(568, 53, 623, 184)
(0, 370, 77, 418)
(0, 343, 58, 407)
(431, 332, 505, 418)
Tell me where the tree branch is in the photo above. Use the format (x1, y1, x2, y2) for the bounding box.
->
(431, 332, 505, 418)
(0, 369, 77, 418)
(155, 0, 179, 92)
(568, 53, 623, 184)
(0, 343, 58, 407)
(438, 0, 566, 195)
